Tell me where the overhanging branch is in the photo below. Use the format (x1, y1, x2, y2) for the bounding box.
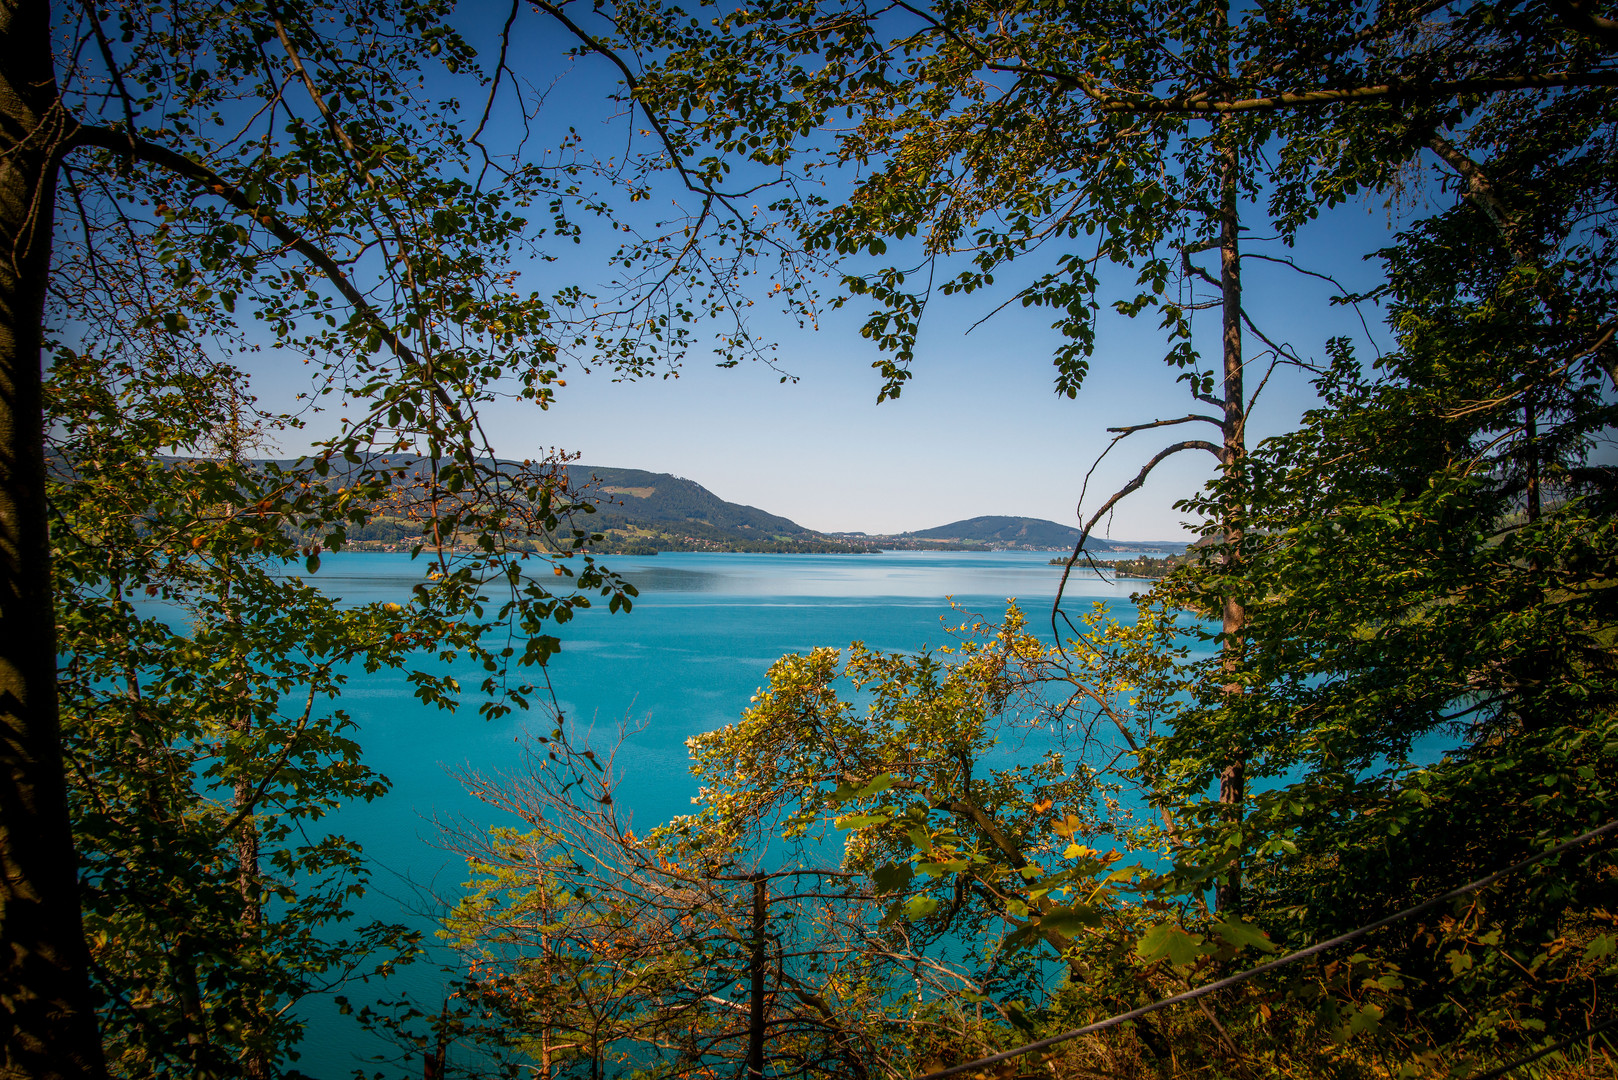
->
(1053, 439, 1221, 634)
(65, 124, 464, 420)
(1093, 71, 1618, 114)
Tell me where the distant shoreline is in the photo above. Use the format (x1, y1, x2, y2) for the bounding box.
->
(1049, 552, 1187, 580)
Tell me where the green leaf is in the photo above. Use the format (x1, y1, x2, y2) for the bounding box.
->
(1136, 923, 1205, 967)
(834, 812, 891, 830)
(827, 773, 893, 805)
(916, 858, 968, 876)
(1211, 918, 1280, 953)
(871, 861, 913, 895)
(855, 773, 895, 797)
(1037, 904, 1102, 936)
(903, 895, 939, 921)
(1337, 1003, 1384, 1040)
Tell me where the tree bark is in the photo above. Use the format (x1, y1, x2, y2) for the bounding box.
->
(747, 875, 767, 1080)
(234, 767, 267, 1078)
(220, 406, 269, 1079)
(1524, 395, 1541, 524)
(0, 0, 107, 1074)
(1215, 124, 1247, 916)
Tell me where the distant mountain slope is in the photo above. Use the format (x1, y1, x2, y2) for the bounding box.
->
(141, 453, 1175, 554)
(276, 455, 871, 553)
(899, 515, 1101, 549)
(883, 515, 1188, 552)
(566, 466, 811, 536)
(560, 465, 873, 552)
(894, 515, 1115, 550)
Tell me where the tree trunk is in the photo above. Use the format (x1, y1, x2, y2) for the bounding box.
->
(1524, 395, 1541, 524)
(423, 1000, 450, 1079)
(747, 875, 767, 1080)
(744, 880, 770, 1080)
(0, 0, 107, 1074)
(219, 410, 270, 1079)
(1215, 126, 1247, 916)
(233, 710, 268, 1078)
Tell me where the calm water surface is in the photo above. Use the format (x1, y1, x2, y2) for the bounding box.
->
(280, 551, 1160, 1074)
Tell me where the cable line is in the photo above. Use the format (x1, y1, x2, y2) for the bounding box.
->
(918, 819, 1618, 1080)
(1465, 1014, 1618, 1080)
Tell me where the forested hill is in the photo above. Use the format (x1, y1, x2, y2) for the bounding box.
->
(264, 455, 876, 553)
(141, 455, 1185, 554)
(889, 515, 1185, 552)
(564, 466, 807, 535)
(561, 465, 880, 553)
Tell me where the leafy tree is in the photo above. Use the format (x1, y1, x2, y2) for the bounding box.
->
(440, 1, 1618, 1073)
(611, 0, 1616, 912)
(48, 350, 428, 1076)
(443, 728, 991, 1079)
(2, 0, 813, 1073)
(445, 606, 1214, 1077)
(1149, 69, 1618, 1066)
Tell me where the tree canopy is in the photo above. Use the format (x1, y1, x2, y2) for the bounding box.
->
(2, 0, 812, 1073)
(3, 0, 1615, 1075)
(442, 0, 1618, 1076)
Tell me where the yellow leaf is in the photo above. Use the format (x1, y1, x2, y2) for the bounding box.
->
(1053, 814, 1084, 839)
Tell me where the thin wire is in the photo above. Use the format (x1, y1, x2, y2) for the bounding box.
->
(1464, 1014, 1618, 1080)
(918, 819, 1618, 1079)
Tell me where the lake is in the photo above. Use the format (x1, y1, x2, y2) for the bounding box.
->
(281, 550, 1168, 1075)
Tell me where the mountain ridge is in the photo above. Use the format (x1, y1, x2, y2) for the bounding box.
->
(136, 454, 1185, 553)
(896, 515, 1123, 551)
(568, 476, 1186, 552)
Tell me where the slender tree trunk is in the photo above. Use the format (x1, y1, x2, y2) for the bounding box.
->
(115, 623, 215, 1069)
(0, 0, 107, 1074)
(219, 403, 270, 1080)
(1215, 125, 1247, 916)
(747, 875, 767, 1080)
(423, 1000, 449, 1079)
(234, 766, 267, 1077)
(1524, 395, 1541, 524)
(168, 940, 215, 1072)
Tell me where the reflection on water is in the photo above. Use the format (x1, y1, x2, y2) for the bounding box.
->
(610, 550, 1160, 600)
(286, 548, 1161, 604)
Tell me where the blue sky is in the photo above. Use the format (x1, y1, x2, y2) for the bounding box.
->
(272, 9, 1421, 540)
(464, 223, 1398, 539)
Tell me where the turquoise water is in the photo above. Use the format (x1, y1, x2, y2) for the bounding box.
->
(266, 551, 1160, 1075)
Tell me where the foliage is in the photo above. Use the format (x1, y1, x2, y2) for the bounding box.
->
(8, 0, 1613, 1072)
(443, 727, 1006, 1079)
(1148, 94, 1618, 1063)
(49, 351, 427, 1076)
(444, 0, 1618, 1076)
(612, 0, 1611, 408)
(1135, 32, 1618, 1073)
(2, 0, 822, 1071)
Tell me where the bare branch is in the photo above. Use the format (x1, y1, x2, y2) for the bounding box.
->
(1239, 308, 1316, 376)
(1095, 71, 1618, 114)
(469, 0, 523, 186)
(1053, 439, 1221, 634)
(530, 0, 776, 204)
(1105, 413, 1223, 436)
